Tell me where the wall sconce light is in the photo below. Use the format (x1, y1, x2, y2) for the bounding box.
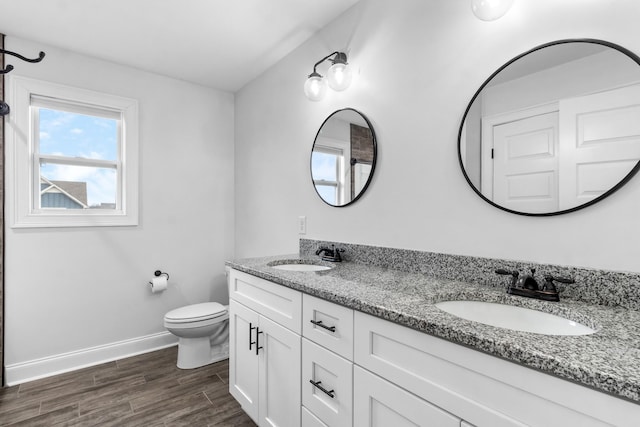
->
(304, 51, 352, 101)
(471, 0, 514, 21)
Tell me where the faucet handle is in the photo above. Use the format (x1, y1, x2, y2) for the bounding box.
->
(551, 275, 574, 284)
(495, 269, 519, 286)
(542, 274, 575, 292)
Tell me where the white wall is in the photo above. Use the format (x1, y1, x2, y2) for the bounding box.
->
(235, 0, 640, 273)
(4, 37, 234, 382)
(482, 49, 640, 117)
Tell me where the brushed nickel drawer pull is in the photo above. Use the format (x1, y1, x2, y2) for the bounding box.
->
(309, 380, 335, 398)
(310, 319, 336, 332)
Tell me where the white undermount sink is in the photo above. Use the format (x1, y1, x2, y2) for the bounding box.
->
(267, 260, 333, 272)
(435, 300, 596, 336)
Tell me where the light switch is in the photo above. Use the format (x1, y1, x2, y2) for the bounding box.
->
(298, 216, 307, 234)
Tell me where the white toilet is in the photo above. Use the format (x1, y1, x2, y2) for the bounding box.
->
(164, 302, 229, 369)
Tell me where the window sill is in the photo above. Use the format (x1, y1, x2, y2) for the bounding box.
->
(11, 210, 138, 228)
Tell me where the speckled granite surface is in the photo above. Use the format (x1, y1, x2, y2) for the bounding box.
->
(227, 246, 640, 404)
(300, 239, 640, 310)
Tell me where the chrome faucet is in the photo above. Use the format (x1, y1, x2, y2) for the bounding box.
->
(315, 245, 345, 262)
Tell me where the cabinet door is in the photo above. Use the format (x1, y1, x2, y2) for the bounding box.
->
(259, 315, 301, 427)
(302, 338, 353, 427)
(229, 300, 260, 423)
(353, 366, 460, 427)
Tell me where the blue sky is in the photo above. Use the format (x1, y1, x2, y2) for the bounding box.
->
(311, 151, 339, 204)
(39, 108, 118, 207)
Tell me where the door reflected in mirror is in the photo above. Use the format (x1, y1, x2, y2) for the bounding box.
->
(311, 108, 376, 207)
(459, 39, 640, 216)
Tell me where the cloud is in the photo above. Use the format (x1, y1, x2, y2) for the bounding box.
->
(70, 128, 83, 135)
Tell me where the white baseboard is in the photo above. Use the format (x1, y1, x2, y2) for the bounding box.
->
(5, 331, 178, 386)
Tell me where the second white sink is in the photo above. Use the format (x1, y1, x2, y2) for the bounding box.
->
(435, 300, 596, 336)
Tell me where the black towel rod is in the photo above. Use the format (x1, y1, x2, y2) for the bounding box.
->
(1, 48, 45, 74)
(1, 48, 46, 116)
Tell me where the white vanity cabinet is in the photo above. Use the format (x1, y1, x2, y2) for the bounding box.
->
(302, 294, 354, 427)
(228, 270, 302, 427)
(229, 268, 640, 427)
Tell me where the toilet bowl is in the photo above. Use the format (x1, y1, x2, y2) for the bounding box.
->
(164, 302, 229, 369)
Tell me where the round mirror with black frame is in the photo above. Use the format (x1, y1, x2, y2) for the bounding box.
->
(458, 39, 640, 216)
(310, 108, 377, 207)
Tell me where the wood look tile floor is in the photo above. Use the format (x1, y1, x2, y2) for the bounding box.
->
(0, 346, 256, 427)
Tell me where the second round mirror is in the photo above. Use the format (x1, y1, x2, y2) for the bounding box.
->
(459, 39, 640, 216)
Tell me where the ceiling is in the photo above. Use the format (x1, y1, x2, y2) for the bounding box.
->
(0, 0, 360, 92)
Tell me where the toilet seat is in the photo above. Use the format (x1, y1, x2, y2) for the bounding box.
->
(164, 302, 227, 324)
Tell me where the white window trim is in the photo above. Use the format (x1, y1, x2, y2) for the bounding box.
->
(6, 75, 139, 228)
(313, 142, 348, 205)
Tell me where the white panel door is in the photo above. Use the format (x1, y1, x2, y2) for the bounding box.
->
(492, 112, 559, 213)
(259, 315, 301, 427)
(559, 84, 640, 210)
(229, 300, 260, 423)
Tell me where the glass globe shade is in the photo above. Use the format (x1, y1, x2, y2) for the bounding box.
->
(471, 0, 514, 21)
(304, 75, 327, 101)
(327, 62, 352, 91)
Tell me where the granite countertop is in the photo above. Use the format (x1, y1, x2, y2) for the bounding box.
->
(226, 255, 640, 404)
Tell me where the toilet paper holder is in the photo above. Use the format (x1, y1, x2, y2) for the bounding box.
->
(149, 270, 170, 285)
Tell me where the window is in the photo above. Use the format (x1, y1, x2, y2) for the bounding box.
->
(312, 146, 345, 205)
(7, 76, 138, 227)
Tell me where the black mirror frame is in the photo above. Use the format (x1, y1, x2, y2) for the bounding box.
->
(458, 38, 640, 216)
(310, 108, 377, 208)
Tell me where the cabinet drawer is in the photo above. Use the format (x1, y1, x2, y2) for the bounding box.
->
(302, 406, 329, 427)
(229, 269, 302, 334)
(302, 338, 353, 427)
(302, 294, 354, 360)
(353, 365, 460, 427)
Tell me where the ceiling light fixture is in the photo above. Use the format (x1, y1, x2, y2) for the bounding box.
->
(304, 51, 352, 102)
(471, 0, 514, 21)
